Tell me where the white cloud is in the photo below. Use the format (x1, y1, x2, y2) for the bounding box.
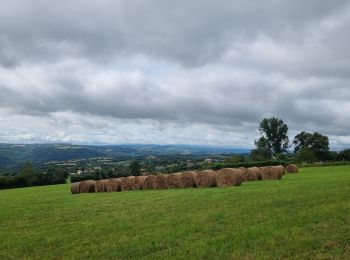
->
(0, 0, 350, 148)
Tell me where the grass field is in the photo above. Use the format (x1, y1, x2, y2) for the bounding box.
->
(1, 166, 349, 259)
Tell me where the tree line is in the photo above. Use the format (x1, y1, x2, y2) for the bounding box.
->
(0, 163, 68, 190)
(251, 117, 350, 163)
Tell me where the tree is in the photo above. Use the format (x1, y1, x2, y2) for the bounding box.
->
(253, 117, 289, 158)
(129, 160, 141, 176)
(337, 149, 350, 161)
(17, 162, 39, 186)
(293, 132, 330, 161)
(296, 147, 316, 163)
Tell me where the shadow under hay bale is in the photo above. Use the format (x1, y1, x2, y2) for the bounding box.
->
(71, 182, 80, 194)
(195, 170, 217, 188)
(165, 172, 182, 188)
(94, 179, 108, 192)
(79, 180, 96, 193)
(133, 176, 148, 190)
(286, 164, 299, 173)
(143, 175, 156, 190)
(179, 171, 198, 188)
(216, 168, 243, 187)
(153, 174, 168, 189)
(106, 178, 121, 192)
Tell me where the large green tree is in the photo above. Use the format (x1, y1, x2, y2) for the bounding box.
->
(253, 117, 289, 158)
(293, 131, 330, 161)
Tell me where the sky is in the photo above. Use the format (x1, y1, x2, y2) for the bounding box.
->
(1, 0, 350, 148)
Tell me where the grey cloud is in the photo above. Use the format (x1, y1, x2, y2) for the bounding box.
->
(1, 1, 350, 147)
(1, 0, 349, 66)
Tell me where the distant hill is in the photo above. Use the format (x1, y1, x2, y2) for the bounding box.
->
(0, 143, 251, 169)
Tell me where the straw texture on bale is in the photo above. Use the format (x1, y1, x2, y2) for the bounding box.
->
(259, 167, 281, 180)
(94, 179, 108, 192)
(133, 176, 148, 190)
(286, 164, 299, 173)
(143, 175, 156, 190)
(120, 176, 135, 191)
(242, 167, 258, 181)
(216, 168, 244, 187)
(106, 178, 121, 192)
(79, 180, 96, 193)
(165, 172, 182, 188)
(275, 165, 286, 175)
(247, 167, 262, 180)
(271, 165, 285, 179)
(179, 171, 198, 188)
(71, 182, 80, 194)
(153, 174, 168, 189)
(195, 170, 217, 188)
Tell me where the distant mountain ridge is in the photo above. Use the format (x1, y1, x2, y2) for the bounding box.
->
(0, 143, 251, 169)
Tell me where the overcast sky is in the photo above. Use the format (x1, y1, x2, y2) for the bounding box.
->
(1, 0, 350, 148)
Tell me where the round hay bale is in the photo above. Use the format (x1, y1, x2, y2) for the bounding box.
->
(120, 176, 135, 191)
(238, 167, 248, 182)
(133, 176, 148, 190)
(94, 179, 108, 192)
(286, 164, 299, 173)
(165, 172, 182, 188)
(259, 167, 273, 180)
(153, 174, 168, 189)
(179, 171, 198, 188)
(242, 167, 258, 181)
(106, 178, 121, 192)
(195, 170, 217, 188)
(79, 180, 96, 193)
(259, 167, 281, 180)
(246, 167, 262, 181)
(71, 182, 80, 194)
(275, 165, 286, 175)
(143, 175, 156, 190)
(216, 168, 244, 187)
(271, 165, 285, 179)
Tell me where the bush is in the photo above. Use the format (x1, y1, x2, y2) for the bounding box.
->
(209, 160, 288, 170)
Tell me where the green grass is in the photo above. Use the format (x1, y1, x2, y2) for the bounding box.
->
(1, 166, 349, 259)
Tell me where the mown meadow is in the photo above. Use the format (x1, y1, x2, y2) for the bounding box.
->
(0, 166, 349, 259)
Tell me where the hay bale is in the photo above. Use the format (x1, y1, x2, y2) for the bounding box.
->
(133, 176, 148, 190)
(71, 182, 80, 194)
(286, 164, 299, 173)
(106, 178, 121, 192)
(94, 179, 108, 192)
(246, 167, 262, 181)
(120, 176, 135, 191)
(243, 167, 258, 181)
(275, 165, 286, 175)
(271, 165, 285, 179)
(79, 180, 96, 193)
(259, 167, 273, 180)
(195, 170, 217, 188)
(179, 171, 198, 188)
(143, 175, 156, 190)
(216, 168, 244, 187)
(259, 166, 281, 180)
(153, 174, 168, 189)
(165, 172, 182, 188)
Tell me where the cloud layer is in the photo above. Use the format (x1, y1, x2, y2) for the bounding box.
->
(1, 0, 350, 148)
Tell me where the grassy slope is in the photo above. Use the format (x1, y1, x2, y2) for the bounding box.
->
(0, 166, 349, 259)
